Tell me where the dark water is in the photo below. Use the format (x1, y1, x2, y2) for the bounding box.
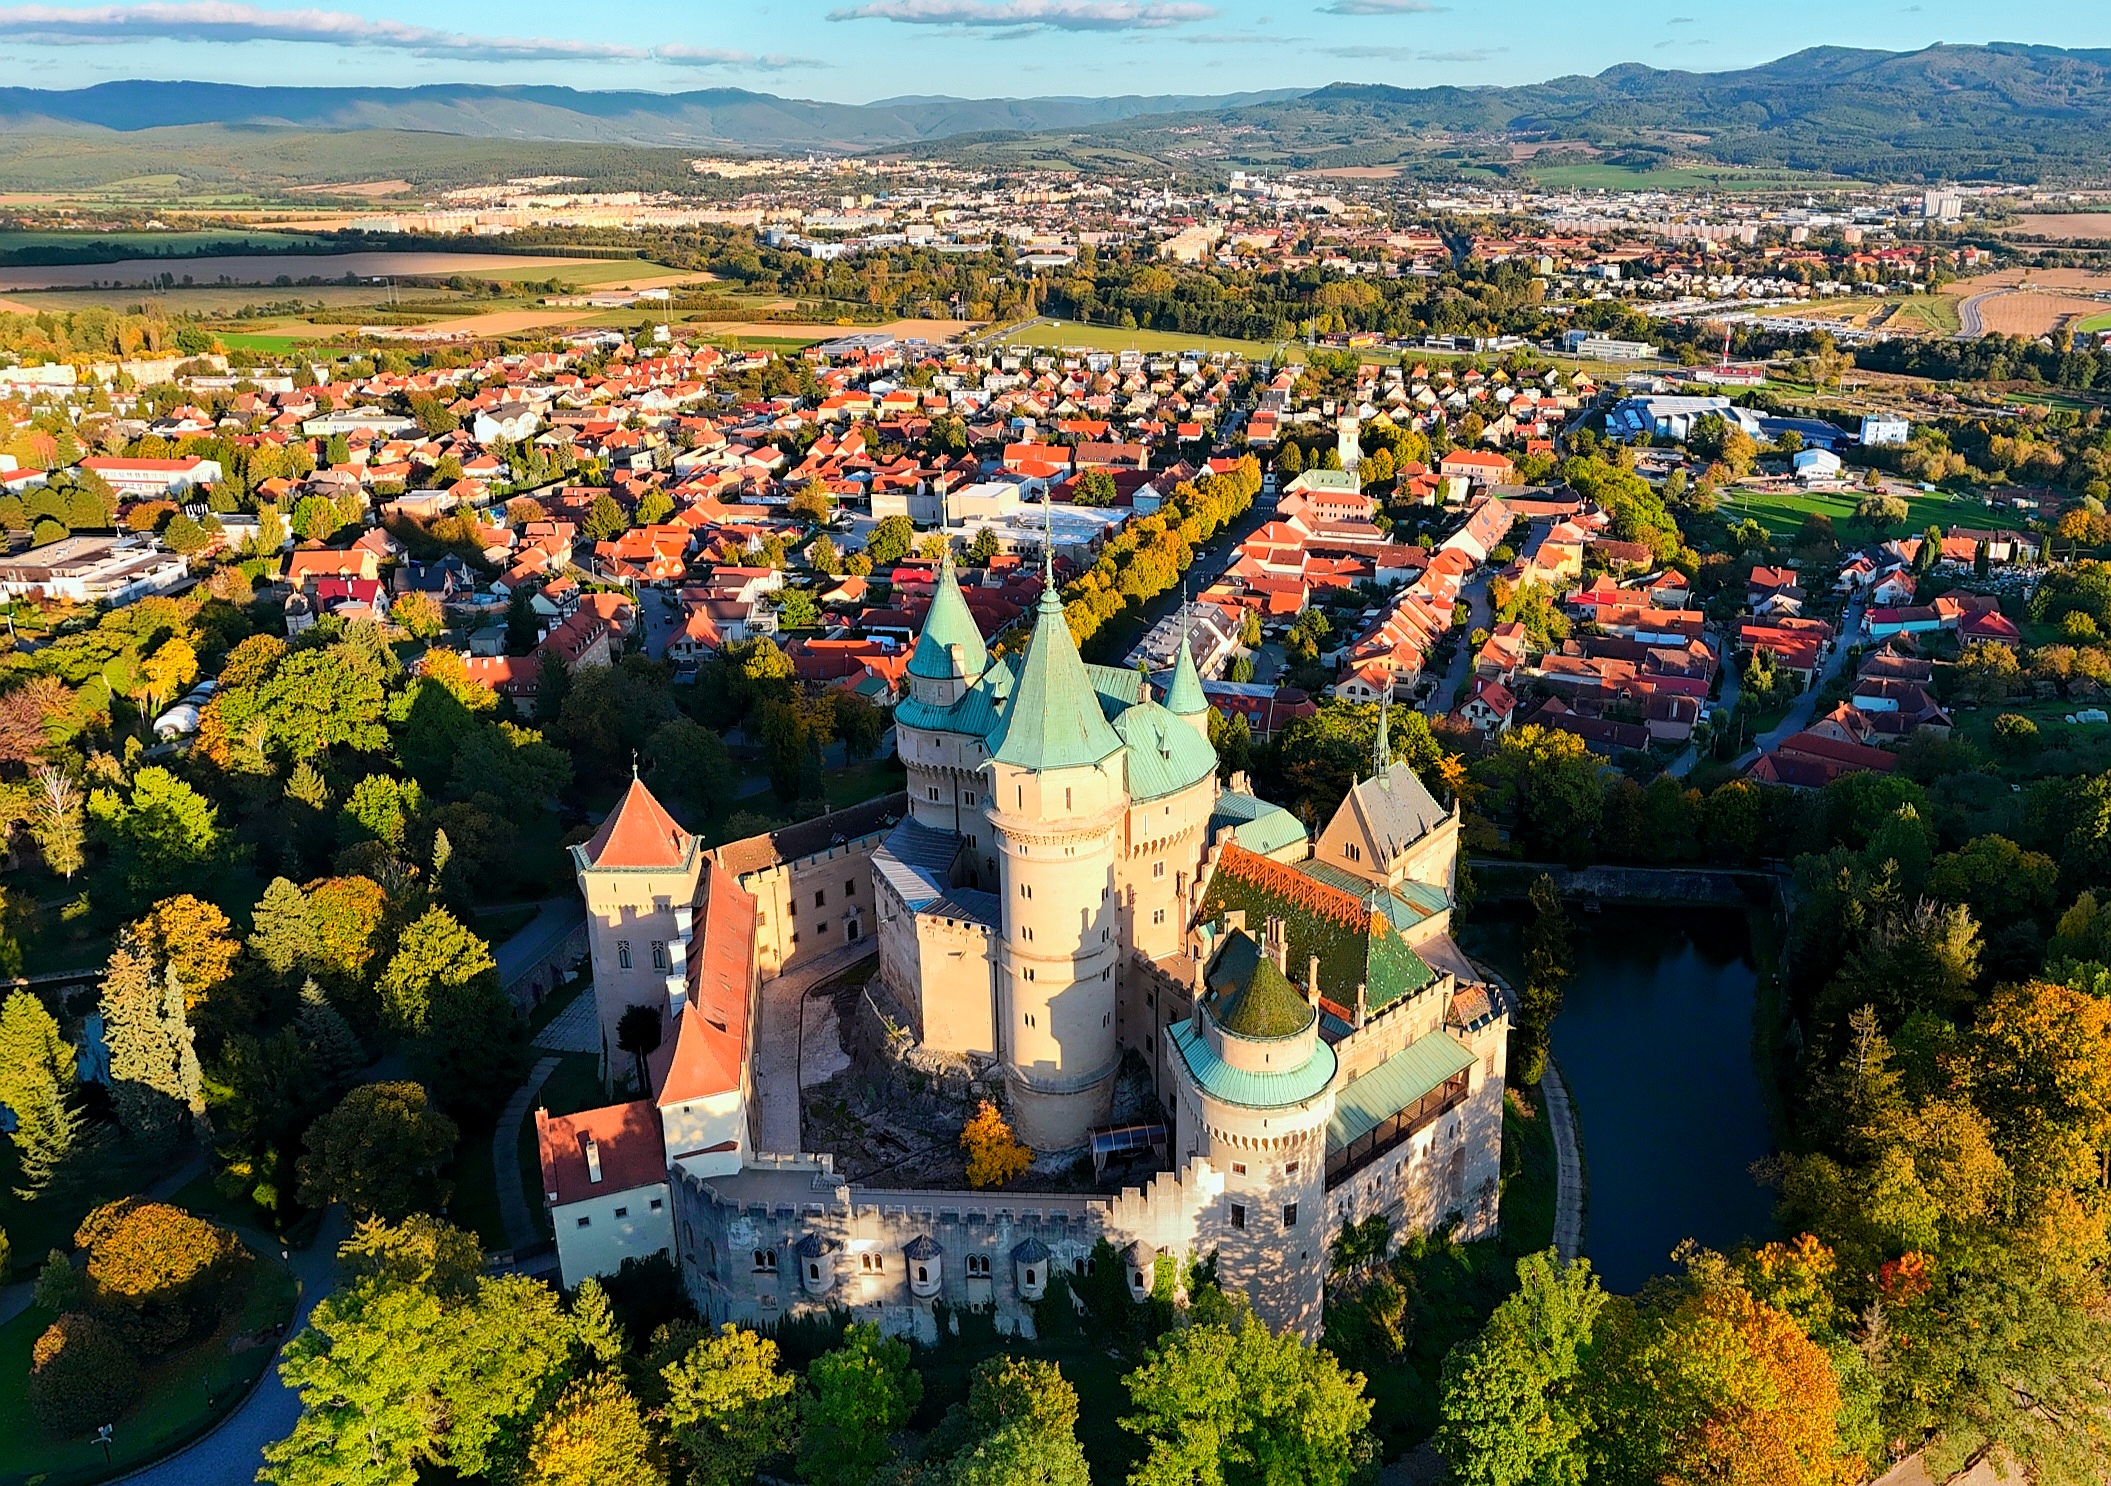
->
(1459, 904, 1779, 1292)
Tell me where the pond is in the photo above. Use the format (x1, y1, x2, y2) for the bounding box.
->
(1458, 903, 1780, 1293)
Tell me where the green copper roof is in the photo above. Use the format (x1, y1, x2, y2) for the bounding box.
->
(1198, 846, 1437, 1017)
(1114, 701, 1218, 804)
(1205, 931, 1318, 1039)
(1169, 1010, 1336, 1110)
(1209, 792, 1309, 857)
(895, 655, 1015, 737)
(1085, 664, 1146, 721)
(1165, 633, 1208, 716)
(987, 586, 1124, 772)
(1326, 1033, 1475, 1154)
(907, 558, 987, 681)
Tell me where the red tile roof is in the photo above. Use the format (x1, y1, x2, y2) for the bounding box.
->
(582, 777, 692, 870)
(536, 1099, 666, 1206)
(651, 861, 756, 1108)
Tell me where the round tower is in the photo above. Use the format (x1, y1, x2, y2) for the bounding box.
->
(1165, 920, 1335, 1337)
(983, 572, 1126, 1151)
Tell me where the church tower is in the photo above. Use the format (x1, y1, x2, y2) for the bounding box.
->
(982, 554, 1125, 1150)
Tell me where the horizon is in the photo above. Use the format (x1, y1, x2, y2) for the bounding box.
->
(0, 3, 2107, 105)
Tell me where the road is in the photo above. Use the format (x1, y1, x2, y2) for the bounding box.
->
(1735, 598, 1863, 768)
(1955, 289, 1999, 339)
(1421, 573, 1491, 717)
(1667, 630, 1733, 779)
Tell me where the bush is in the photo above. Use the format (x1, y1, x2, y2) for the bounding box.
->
(1993, 712, 2041, 760)
(29, 1311, 142, 1435)
(76, 1199, 239, 1352)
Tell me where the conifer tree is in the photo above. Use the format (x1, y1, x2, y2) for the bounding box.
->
(297, 979, 363, 1087)
(0, 988, 87, 1198)
(250, 877, 313, 978)
(100, 937, 204, 1139)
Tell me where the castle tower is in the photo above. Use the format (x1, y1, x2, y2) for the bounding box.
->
(1163, 619, 1211, 746)
(899, 550, 990, 835)
(982, 554, 1125, 1150)
(570, 776, 703, 1094)
(1165, 923, 1334, 1337)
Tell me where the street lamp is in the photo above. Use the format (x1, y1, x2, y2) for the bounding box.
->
(95, 1424, 113, 1465)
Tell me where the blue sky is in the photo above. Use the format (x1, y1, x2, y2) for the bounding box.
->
(1, 0, 2108, 100)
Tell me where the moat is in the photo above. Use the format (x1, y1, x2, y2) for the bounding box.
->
(1460, 902, 1780, 1292)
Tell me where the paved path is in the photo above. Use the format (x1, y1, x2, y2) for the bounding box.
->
(532, 990, 598, 1054)
(1735, 598, 1863, 768)
(1421, 573, 1491, 716)
(1539, 1060, 1585, 1264)
(495, 1056, 562, 1253)
(492, 898, 585, 991)
(754, 941, 879, 1156)
(120, 1207, 347, 1486)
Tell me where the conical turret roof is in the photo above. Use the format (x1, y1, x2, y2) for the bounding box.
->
(907, 554, 987, 681)
(988, 577, 1123, 772)
(1165, 629, 1208, 716)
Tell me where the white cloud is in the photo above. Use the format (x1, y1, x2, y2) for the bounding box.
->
(0, 3, 825, 66)
(1316, 0, 1441, 14)
(828, 0, 1217, 32)
(0, 2, 656, 57)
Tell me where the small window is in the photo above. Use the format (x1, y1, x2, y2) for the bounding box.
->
(650, 1198, 663, 1212)
(614, 1205, 629, 1218)
(1346, 842, 1361, 863)
(929, 786, 941, 801)
(616, 940, 632, 970)
(1282, 1203, 1299, 1229)
(1020, 882, 1032, 899)
(1022, 926, 1034, 941)
(814, 889, 826, 908)
(845, 879, 857, 896)
(576, 1215, 591, 1229)
(1023, 968, 1036, 982)
(916, 1264, 929, 1283)
(1152, 909, 1165, 925)
(963, 792, 977, 806)
(1016, 785, 1024, 808)
(1285, 1160, 1300, 1178)
(650, 941, 667, 971)
(1064, 787, 1073, 809)
(1230, 1203, 1246, 1230)
(967, 1254, 991, 1277)
(755, 1249, 778, 1271)
(1153, 861, 1165, 878)
(808, 1262, 821, 1281)
(1231, 1161, 1247, 1176)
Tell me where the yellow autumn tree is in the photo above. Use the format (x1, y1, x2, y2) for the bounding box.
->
(961, 1100, 1031, 1188)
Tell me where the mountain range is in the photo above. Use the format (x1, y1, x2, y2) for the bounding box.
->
(6, 44, 2111, 189)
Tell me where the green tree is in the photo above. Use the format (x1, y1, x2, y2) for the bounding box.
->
(967, 527, 1000, 565)
(523, 1373, 665, 1486)
(865, 515, 916, 568)
(663, 1323, 798, 1486)
(798, 1322, 923, 1486)
(810, 534, 842, 576)
(568, 1276, 625, 1368)
(377, 908, 523, 1112)
(1208, 706, 1253, 781)
(583, 494, 629, 542)
(924, 1355, 1091, 1486)
(1073, 468, 1119, 507)
(645, 718, 733, 818)
(635, 490, 676, 528)
(1513, 876, 1572, 1087)
(0, 988, 86, 1198)
(1122, 1304, 1373, 1486)
(342, 774, 425, 851)
(257, 644, 391, 759)
(88, 766, 224, 906)
(1437, 1252, 1606, 1486)
(250, 876, 316, 979)
(296, 1081, 458, 1221)
(377, 909, 497, 1035)
(777, 589, 820, 629)
(99, 936, 205, 1140)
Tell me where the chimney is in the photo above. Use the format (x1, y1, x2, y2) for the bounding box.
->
(1308, 954, 1322, 1007)
(582, 1133, 603, 1184)
(1354, 982, 1369, 1030)
(1266, 916, 1288, 974)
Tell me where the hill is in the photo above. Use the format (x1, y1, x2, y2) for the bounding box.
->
(1006, 43, 2111, 182)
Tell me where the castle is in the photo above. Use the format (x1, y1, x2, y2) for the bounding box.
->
(537, 546, 1508, 1340)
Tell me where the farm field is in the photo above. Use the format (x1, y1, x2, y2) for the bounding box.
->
(0, 249, 676, 292)
(1519, 162, 1846, 192)
(0, 228, 331, 254)
(1716, 483, 1992, 539)
(2003, 214, 2111, 241)
(1880, 296, 1962, 335)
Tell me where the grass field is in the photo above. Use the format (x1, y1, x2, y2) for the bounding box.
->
(1884, 296, 1962, 336)
(1521, 162, 1849, 192)
(997, 319, 1295, 361)
(1716, 484, 1989, 540)
(0, 1234, 298, 1486)
(0, 229, 330, 254)
(2080, 311, 2111, 333)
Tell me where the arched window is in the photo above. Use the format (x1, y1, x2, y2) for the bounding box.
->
(617, 940, 633, 970)
(651, 941, 668, 970)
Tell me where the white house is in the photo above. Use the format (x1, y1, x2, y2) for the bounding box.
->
(78, 455, 223, 499)
(536, 1100, 675, 1284)
(1860, 415, 1911, 448)
(1793, 448, 1845, 483)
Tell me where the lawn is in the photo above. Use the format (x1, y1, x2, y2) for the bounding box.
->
(1715, 483, 1988, 541)
(0, 1235, 297, 1486)
(996, 319, 1293, 361)
(1885, 295, 1962, 336)
(0, 1142, 177, 1262)
(824, 755, 907, 810)
(2079, 310, 2111, 334)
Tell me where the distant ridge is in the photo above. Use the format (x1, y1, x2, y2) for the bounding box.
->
(0, 80, 1307, 151)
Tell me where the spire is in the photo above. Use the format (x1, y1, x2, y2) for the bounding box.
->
(907, 542, 987, 682)
(1165, 613, 1207, 718)
(1374, 678, 1394, 786)
(988, 544, 1123, 773)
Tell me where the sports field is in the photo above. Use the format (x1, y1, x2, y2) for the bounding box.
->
(1716, 484, 1989, 539)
